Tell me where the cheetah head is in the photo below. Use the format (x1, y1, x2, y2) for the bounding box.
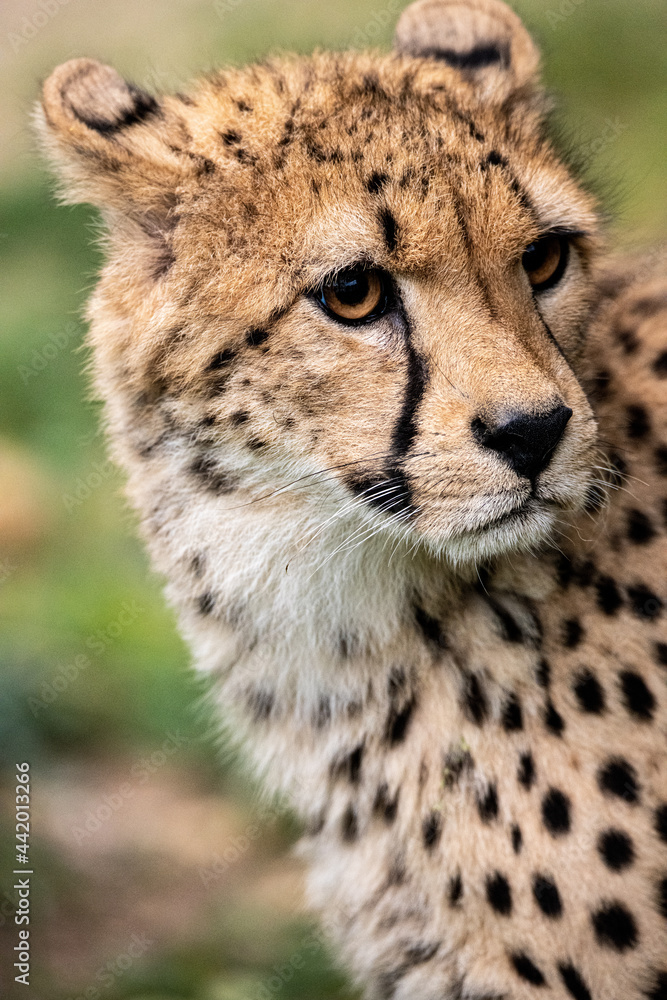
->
(38, 0, 602, 569)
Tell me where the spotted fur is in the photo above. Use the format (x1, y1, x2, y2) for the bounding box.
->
(38, 1, 666, 997)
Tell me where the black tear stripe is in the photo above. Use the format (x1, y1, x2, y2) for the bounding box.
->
(350, 305, 428, 520)
(78, 85, 160, 135)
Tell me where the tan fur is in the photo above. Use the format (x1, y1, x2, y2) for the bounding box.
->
(37, 2, 666, 998)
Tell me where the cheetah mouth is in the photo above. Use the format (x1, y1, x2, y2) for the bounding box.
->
(450, 496, 563, 556)
(475, 499, 535, 532)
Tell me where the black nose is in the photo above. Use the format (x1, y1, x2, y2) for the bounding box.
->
(473, 404, 573, 481)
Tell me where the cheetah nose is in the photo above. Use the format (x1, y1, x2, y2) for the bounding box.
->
(472, 404, 573, 481)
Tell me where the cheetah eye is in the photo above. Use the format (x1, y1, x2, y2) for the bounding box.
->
(317, 267, 391, 324)
(522, 234, 570, 293)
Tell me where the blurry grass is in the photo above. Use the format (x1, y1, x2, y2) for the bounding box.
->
(0, 0, 665, 997)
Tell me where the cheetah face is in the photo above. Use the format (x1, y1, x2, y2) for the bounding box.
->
(39, 0, 601, 565)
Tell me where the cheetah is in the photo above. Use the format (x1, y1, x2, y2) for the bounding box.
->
(37, 0, 667, 997)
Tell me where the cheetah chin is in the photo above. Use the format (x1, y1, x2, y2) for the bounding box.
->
(38, 0, 667, 998)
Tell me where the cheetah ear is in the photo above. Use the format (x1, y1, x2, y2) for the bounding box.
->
(394, 0, 540, 99)
(36, 59, 187, 221)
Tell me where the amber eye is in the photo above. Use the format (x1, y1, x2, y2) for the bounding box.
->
(522, 235, 570, 293)
(318, 267, 390, 324)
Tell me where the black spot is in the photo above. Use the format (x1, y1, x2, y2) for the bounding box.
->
(477, 783, 499, 823)
(532, 874, 563, 918)
(502, 693, 523, 732)
(657, 806, 667, 842)
(316, 696, 331, 728)
(403, 941, 440, 966)
(598, 758, 640, 803)
(373, 783, 399, 824)
(331, 743, 364, 785)
(518, 752, 536, 790)
(654, 351, 667, 377)
(207, 348, 235, 371)
(385, 697, 416, 746)
(628, 508, 657, 544)
(627, 404, 651, 439)
(246, 328, 269, 347)
(628, 584, 663, 620)
(647, 971, 667, 1000)
(656, 446, 667, 476)
(592, 902, 638, 951)
(341, 804, 358, 842)
(558, 963, 592, 1000)
(658, 877, 667, 920)
(443, 746, 474, 788)
(592, 368, 611, 400)
(512, 825, 523, 854)
(190, 553, 205, 578)
(151, 240, 176, 280)
(620, 670, 656, 720)
(249, 689, 274, 722)
(598, 829, 635, 871)
(367, 171, 389, 195)
(484, 149, 509, 169)
(429, 44, 506, 69)
(608, 452, 629, 487)
(617, 326, 640, 354)
(510, 953, 545, 986)
(596, 576, 624, 615)
(462, 673, 488, 725)
(306, 811, 325, 837)
(386, 853, 407, 887)
(422, 812, 442, 850)
(542, 788, 571, 835)
(230, 410, 249, 426)
(338, 634, 357, 659)
(486, 597, 525, 644)
(655, 643, 667, 667)
(448, 872, 463, 906)
(197, 592, 215, 616)
(563, 618, 584, 648)
(388, 667, 407, 699)
(544, 700, 565, 736)
(379, 207, 399, 252)
(573, 670, 605, 714)
(189, 455, 237, 496)
(414, 606, 448, 650)
(536, 658, 551, 688)
(221, 129, 241, 146)
(486, 872, 512, 915)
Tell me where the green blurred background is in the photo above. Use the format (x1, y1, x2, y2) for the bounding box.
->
(0, 0, 665, 997)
